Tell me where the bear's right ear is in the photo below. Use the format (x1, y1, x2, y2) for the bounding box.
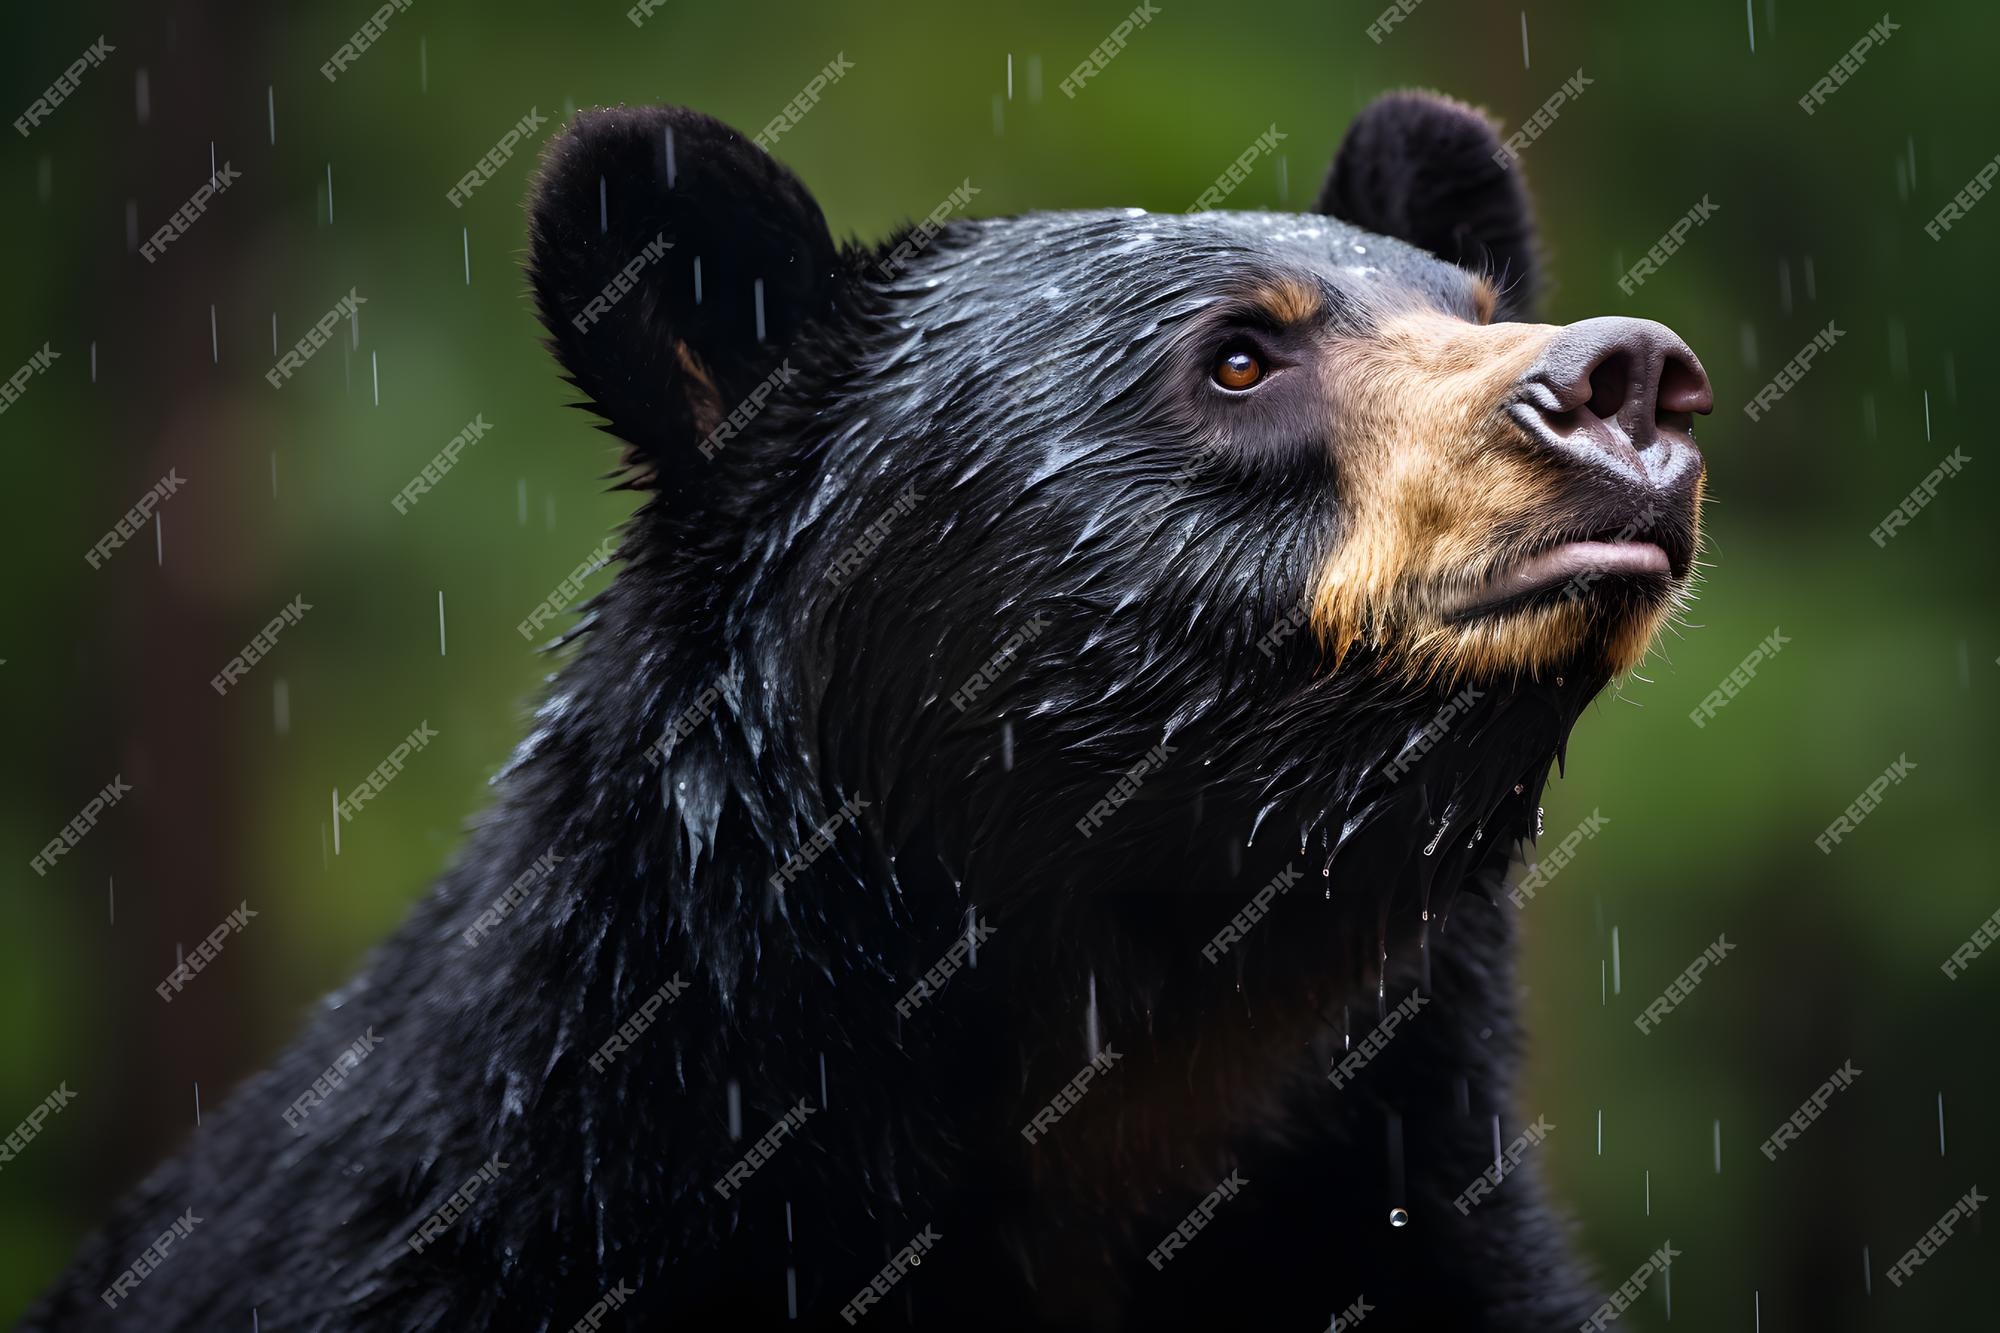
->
(527, 106, 840, 489)
(1315, 90, 1540, 319)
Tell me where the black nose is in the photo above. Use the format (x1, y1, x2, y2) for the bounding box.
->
(1509, 317, 1713, 485)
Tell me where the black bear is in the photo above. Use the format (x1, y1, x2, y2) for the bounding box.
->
(30, 91, 1712, 1330)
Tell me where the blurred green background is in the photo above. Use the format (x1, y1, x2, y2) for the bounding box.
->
(3, 0, 1995, 1324)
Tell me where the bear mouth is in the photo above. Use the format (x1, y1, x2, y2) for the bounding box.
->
(1441, 538, 1674, 622)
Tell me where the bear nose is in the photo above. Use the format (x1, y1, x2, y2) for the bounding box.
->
(1509, 317, 1713, 484)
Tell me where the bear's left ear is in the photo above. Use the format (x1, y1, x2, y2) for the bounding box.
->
(1315, 90, 1540, 319)
(527, 105, 840, 491)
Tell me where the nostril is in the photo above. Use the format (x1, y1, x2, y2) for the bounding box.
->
(1657, 354, 1714, 416)
(1584, 353, 1632, 422)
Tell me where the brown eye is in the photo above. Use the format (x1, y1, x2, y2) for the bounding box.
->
(1213, 347, 1263, 391)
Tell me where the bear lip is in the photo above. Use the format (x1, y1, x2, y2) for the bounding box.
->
(1444, 540, 1671, 619)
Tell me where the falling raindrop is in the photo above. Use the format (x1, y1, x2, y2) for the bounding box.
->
(819, 1052, 828, 1109)
(155, 512, 164, 565)
(135, 68, 150, 124)
(1596, 1109, 1602, 1155)
(1712, 1118, 1722, 1173)
(327, 163, 334, 223)
(786, 1266, 797, 1319)
(1000, 719, 1014, 771)
(1937, 1092, 1945, 1156)
(209, 305, 219, 365)
(1006, 54, 1013, 99)
(1644, 1168, 1651, 1215)
(194, 1082, 202, 1125)
(694, 256, 704, 304)
(754, 278, 767, 341)
(1519, 11, 1530, 67)
(420, 36, 428, 93)
(1611, 927, 1621, 995)
(726, 1080, 743, 1141)
(463, 227, 471, 285)
(1085, 972, 1100, 1062)
(371, 351, 380, 405)
(438, 591, 448, 655)
(267, 85, 276, 144)
(1861, 1245, 1871, 1295)
(332, 790, 341, 854)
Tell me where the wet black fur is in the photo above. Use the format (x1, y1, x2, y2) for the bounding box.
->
(32, 95, 1632, 1331)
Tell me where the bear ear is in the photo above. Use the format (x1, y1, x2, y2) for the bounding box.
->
(1315, 90, 1540, 319)
(527, 105, 840, 490)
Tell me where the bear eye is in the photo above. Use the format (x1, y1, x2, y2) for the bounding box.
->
(1212, 346, 1264, 392)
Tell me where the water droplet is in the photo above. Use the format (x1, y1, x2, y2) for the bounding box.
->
(1389, 1206, 1410, 1227)
(1554, 675, 1565, 687)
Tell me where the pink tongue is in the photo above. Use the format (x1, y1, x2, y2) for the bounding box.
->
(1487, 541, 1669, 599)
